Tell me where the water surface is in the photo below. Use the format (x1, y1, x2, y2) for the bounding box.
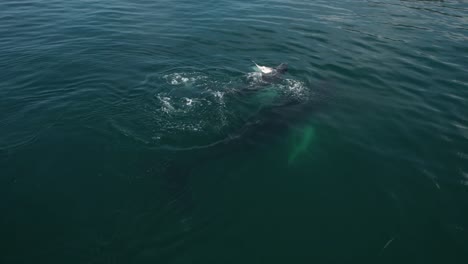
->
(1, 0, 468, 263)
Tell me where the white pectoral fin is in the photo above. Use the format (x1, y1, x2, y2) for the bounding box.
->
(252, 61, 273, 74)
(259, 66, 273, 74)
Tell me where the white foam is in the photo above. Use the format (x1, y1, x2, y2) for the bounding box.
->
(184, 97, 194, 106)
(246, 72, 264, 83)
(213, 91, 224, 100)
(281, 79, 308, 100)
(163, 72, 207, 86)
(285, 79, 305, 92)
(157, 94, 175, 114)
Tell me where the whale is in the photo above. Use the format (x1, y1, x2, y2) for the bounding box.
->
(150, 64, 332, 228)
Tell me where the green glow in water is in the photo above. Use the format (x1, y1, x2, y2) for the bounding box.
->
(288, 125, 316, 165)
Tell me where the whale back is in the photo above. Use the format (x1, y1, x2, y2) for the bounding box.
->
(275, 63, 288, 74)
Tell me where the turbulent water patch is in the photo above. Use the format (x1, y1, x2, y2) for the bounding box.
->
(163, 72, 208, 86)
(124, 69, 314, 149)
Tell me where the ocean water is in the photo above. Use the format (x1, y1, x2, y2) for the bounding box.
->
(1, 0, 468, 263)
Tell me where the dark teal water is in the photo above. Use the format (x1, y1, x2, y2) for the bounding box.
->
(1, 0, 468, 263)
